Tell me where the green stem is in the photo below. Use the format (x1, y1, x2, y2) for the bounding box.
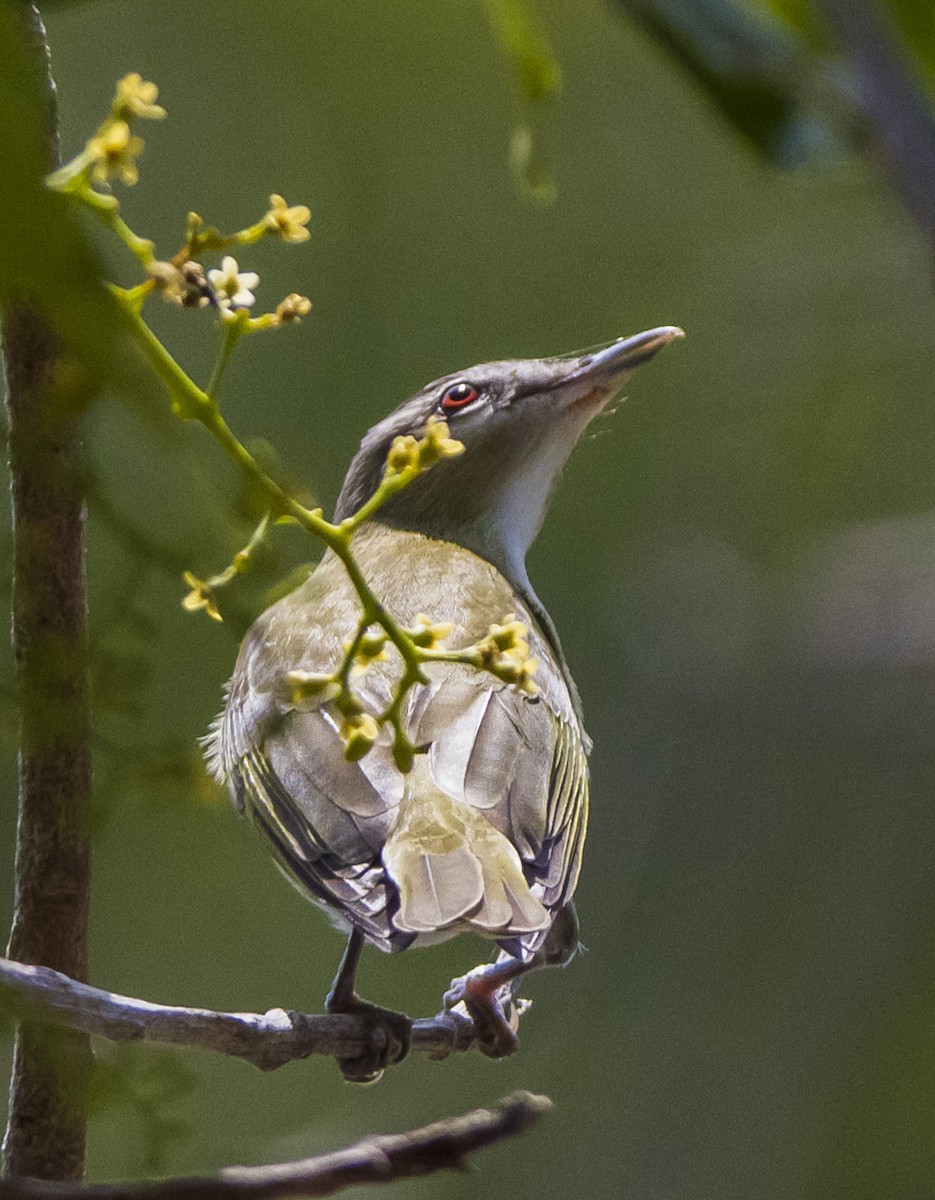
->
(79, 187, 155, 267)
(111, 289, 428, 689)
(337, 467, 418, 535)
(206, 321, 243, 401)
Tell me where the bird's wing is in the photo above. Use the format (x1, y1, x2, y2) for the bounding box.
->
(208, 535, 589, 951)
(218, 660, 587, 952)
(232, 742, 402, 950)
(410, 674, 589, 948)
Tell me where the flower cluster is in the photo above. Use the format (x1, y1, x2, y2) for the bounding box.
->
(83, 73, 165, 189)
(50, 74, 313, 334)
(473, 614, 539, 694)
(55, 72, 519, 780)
(181, 515, 270, 623)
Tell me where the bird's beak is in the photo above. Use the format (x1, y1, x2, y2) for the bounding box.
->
(564, 326, 686, 396)
(518, 326, 681, 420)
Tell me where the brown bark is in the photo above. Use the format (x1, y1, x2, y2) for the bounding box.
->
(1, 3, 93, 1183)
(0, 1093, 550, 1200)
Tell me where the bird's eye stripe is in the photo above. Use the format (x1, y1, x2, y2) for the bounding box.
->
(441, 382, 480, 411)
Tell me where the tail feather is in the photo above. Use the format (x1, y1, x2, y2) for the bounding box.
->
(382, 757, 549, 938)
(390, 845, 484, 933)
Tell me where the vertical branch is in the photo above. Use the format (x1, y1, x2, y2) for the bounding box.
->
(1, 3, 93, 1183)
(813, 0, 935, 255)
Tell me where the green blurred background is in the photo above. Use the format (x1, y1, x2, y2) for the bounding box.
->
(3, 0, 935, 1196)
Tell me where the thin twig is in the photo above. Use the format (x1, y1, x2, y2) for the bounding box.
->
(0, 958, 478, 1069)
(0, 1091, 552, 1200)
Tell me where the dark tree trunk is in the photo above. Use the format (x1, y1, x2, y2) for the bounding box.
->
(1, 3, 93, 1182)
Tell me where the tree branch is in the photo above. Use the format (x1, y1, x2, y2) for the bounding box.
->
(0, 958, 480, 1069)
(812, 0, 935, 254)
(2, 1, 93, 1181)
(0, 1091, 551, 1200)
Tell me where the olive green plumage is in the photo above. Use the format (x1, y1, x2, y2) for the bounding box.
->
(211, 524, 589, 959)
(206, 328, 681, 996)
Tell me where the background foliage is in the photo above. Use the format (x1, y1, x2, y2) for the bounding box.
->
(2, 0, 935, 1196)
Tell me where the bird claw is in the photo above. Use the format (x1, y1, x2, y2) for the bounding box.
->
(444, 968, 521, 1059)
(327, 996, 411, 1083)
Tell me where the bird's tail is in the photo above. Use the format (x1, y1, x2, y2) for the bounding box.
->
(382, 757, 549, 937)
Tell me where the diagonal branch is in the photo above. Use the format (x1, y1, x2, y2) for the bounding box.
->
(812, 0, 935, 254)
(0, 958, 479, 1070)
(0, 1091, 552, 1200)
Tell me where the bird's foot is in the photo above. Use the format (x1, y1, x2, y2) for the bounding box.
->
(443, 966, 522, 1059)
(325, 992, 411, 1083)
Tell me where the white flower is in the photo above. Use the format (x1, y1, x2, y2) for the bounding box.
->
(208, 256, 259, 311)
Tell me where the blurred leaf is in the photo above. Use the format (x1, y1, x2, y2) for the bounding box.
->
(259, 560, 314, 609)
(0, 0, 132, 400)
(759, 0, 828, 47)
(92, 600, 160, 719)
(484, 0, 560, 202)
(615, 0, 840, 165)
(89, 1045, 195, 1174)
(94, 733, 224, 812)
(509, 122, 556, 204)
(885, 0, 935, 87)
(484, 0, 561, 103)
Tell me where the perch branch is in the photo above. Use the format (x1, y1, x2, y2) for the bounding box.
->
(0, 1091, 552, 1200)
(0, 958, 479, 1069)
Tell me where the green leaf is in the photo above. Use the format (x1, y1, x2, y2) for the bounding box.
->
(0, 1, 133, 400)
(884, 0, 935, 89)
(614, 0, 840, 166)
(484, 0, 561, 103)
(758, 0, 827, 48)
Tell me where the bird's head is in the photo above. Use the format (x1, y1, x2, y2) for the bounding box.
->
(334, 326, 683, 587)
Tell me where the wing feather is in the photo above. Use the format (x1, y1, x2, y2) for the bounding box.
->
(210, 527, 591, 954)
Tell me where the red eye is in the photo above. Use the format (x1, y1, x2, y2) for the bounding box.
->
(441, 382, 480, 411)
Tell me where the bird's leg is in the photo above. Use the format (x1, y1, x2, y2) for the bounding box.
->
(325, 927, 411, 1083)
(443, 951, 542, 1058)
(443, 904, 582, 1059)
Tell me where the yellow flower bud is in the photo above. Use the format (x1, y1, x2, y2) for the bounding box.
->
(282, 669, 339, 708)
(274, 293, 312, 324)
(340, 712, 381, 762)
(417, 417, 465, 467)
(358, 630, 388, 661)
(87, 119, 145, 187)
(181, 571, 221, 622)
(407, 613, 454, 650)
(488, 614, 529, 652)
(265, 194, 312, 243)
(114, 73, 166, 121)
(385, 435, 419, 476)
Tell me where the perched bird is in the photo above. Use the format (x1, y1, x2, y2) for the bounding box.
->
(207, 326, 682, 1079)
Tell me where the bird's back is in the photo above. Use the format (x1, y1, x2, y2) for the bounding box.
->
(208, 523, 589, 958)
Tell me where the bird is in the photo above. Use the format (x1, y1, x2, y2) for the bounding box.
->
(206, 325, 682, 1080)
